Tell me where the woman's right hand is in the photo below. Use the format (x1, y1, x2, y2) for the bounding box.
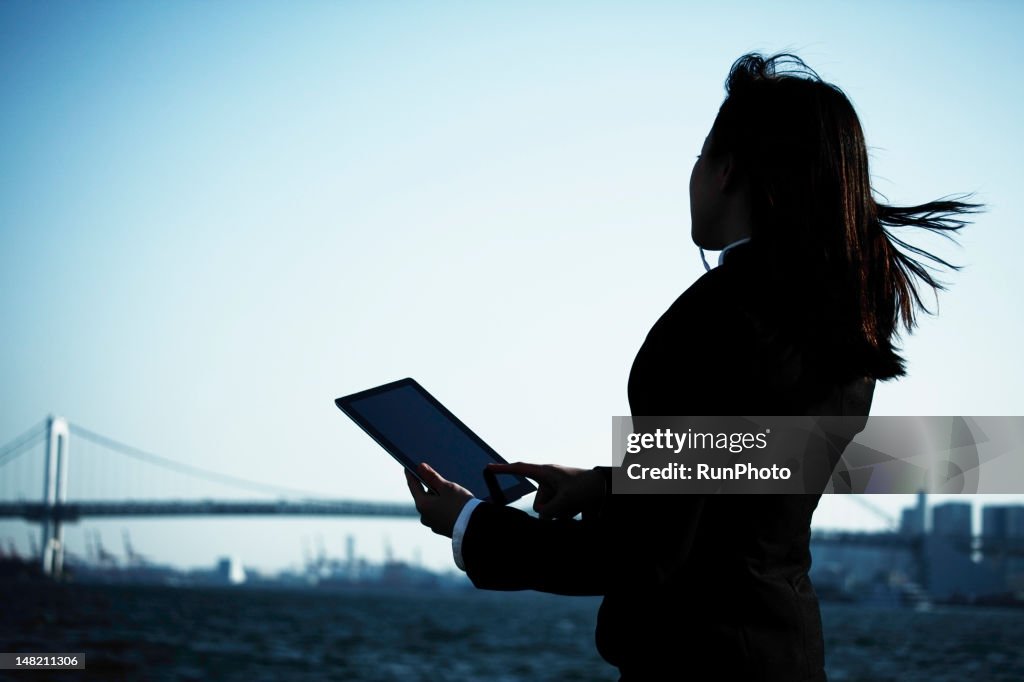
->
(485, 462, 606, 520)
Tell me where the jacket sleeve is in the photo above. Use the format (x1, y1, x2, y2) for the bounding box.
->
(461, 502, 610, 595)
(461, 482, 706, 596)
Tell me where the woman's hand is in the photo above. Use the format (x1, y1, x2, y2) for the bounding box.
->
(405, 462, 473, 538)
(486, 462, 605, 520)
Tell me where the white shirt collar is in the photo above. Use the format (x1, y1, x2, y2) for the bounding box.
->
(700, 236, 753, 272)
(718, 237, 752, 266)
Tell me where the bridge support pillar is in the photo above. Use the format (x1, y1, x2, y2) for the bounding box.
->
(41, 416, 70, 579)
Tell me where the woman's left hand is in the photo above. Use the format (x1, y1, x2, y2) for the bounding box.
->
(405, 462, 474, 538)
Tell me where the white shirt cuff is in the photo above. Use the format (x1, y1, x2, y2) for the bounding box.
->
(451, 498, 482, 571)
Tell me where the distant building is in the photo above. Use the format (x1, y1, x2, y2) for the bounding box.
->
(216, 556, 246, 585)
(982, 505, 1024, 544)
(982, 504, 1024, 591)
(922, 500, 1002, 599)
(900, 508, 922, 536)
(899, 491, 927, 536)
(932, 502, 972, 541)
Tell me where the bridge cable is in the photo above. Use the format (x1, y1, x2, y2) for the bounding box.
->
(68, 423, 336, 499)
(0, 420, 48, 467)
(845, 494, 899, 530)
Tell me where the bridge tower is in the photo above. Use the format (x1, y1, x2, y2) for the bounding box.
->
(41, 415, 70, 578)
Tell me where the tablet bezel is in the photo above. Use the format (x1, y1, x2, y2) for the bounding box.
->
(335, 378, 537, 504)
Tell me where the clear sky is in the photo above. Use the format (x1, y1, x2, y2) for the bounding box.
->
(1, 1, 1022, 573)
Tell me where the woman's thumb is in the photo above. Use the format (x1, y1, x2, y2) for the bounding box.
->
(535, 491, 567, 519)
(417, 462, 445, 490)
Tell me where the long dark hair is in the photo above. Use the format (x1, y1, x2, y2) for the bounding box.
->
(708, 52, 983, 380)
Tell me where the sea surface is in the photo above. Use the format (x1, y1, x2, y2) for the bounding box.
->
(1, 582, 1023, 681)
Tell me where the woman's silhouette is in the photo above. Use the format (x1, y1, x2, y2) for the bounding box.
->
(407, 52, 982, 680)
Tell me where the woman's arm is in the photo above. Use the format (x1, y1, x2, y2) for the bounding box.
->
(459, 502, 614, 596)
(459, 475, 706, 597)
(407, 460, 707, 596)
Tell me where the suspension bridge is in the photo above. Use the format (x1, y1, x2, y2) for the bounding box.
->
(0, 416, 418, 579)
(2, 417, 1021, 596)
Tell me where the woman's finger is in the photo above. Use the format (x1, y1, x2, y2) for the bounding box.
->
(536, 495, 569, 519)
(534, 485, 556, 507)
(405, 469, 427, 503)
(488, 461, 553, 482)
(417, 462, 448, 492)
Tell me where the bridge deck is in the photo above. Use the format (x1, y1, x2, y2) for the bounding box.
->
(0, 500, 419, 521)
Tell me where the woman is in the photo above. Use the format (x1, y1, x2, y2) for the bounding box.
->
(406, 52, 982, 680)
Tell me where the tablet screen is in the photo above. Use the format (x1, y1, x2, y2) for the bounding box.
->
(336, 378, 536, 504)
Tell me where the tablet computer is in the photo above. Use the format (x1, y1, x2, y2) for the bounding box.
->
(335, 378, 536, 504)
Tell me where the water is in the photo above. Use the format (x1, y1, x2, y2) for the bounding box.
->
(1, 583, 1022, 681)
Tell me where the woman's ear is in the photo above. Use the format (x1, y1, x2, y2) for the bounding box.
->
(717, 152, 742, 193)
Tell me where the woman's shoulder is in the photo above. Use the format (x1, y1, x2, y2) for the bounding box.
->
(628, 260, 879, 415)
(648, 259, 783, 351)
(628, 268, 788, 414)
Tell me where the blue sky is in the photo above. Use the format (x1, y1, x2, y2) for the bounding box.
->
(1, 1, 1022, 572)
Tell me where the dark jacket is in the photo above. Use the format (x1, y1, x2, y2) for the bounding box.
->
(461, 241, 875, 680)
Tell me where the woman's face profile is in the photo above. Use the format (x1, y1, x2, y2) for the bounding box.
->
(688, 130, 751, 251)
(688, 133, 721, 249)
